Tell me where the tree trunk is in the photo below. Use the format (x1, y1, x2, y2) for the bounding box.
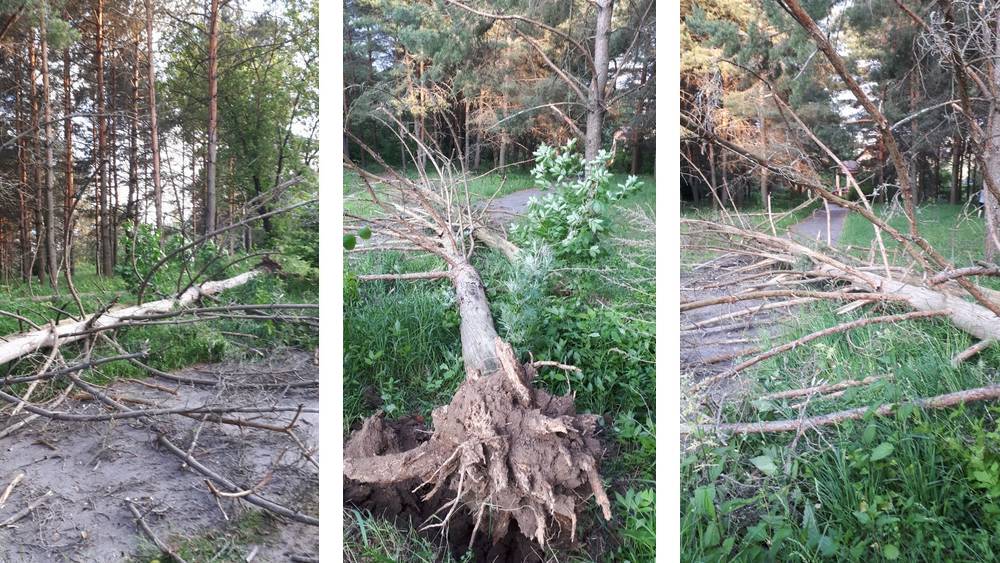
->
(205, 0, 220, 235)
(29, 36, 47, 285)
(630, 57, 650, 175)
(63, 44, 74, 276)
(127, 35, 140, 226)
(145, 0, 163, 234)
(951, 135, 964, 205)
(584, 0, 613, 161)
(464, 98, 471, 169)
(96, 0, 109, 275)
(39, 3, 58, 289)
(707, 143, 718, 208)
(986, 10, 1000, 262)
(16, 57, 30, 282)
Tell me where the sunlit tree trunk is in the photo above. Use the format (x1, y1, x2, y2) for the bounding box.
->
(145, 0, 163, 235)
(40, 2, 58, 289)
(205, 0, 220, 234)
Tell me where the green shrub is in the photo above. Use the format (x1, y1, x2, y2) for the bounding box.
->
(512, 140, 641, 261)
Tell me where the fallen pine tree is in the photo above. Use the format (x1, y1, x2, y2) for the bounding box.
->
(343, 121, 613, 549)
(680, 0, 1000, 437)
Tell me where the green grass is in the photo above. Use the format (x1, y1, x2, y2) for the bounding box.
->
(682, 284, 1000, 561)
(840, 203, 988, 267)
(135, 510, 278, 562)
(344, 172, 656, 561)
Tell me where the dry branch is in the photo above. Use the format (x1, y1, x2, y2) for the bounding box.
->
(692, 310, 949, 392)
(684, 384, 1000, 435)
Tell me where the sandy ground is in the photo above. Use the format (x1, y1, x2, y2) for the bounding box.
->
(0, 349, 318, 563)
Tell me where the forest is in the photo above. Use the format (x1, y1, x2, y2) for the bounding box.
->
(682, 0, 1000, 561)
(0, 0, 319, 561)
(343, 0, 655, 561)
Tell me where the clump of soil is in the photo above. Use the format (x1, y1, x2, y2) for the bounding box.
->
(0, 349, 318, 562)
(344, 339, 609, 561)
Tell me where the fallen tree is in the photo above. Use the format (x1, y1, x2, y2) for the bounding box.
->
(343, 120, 611, 548)
(680, 0, 1000, 436)
(0, 270, 261, 367)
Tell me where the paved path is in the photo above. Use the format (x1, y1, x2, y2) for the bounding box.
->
(788, 203, 849, 245)
(484, 188, 544, 225)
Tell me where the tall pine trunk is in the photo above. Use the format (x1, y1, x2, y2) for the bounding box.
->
(63, 43, 74, 276)
(29, 36, 47, 284)
(40, 3, 58, 289)
(145, 0, 163, 234)
(205, 0, 220, 234)
(96, 0, 111, 275)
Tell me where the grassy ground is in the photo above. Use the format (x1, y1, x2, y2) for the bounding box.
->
(681, 189, 820, 270)
(840, 202, 990, 269)
(682, 203, 1000, 561)
(344, 168, 652, 217)
(344, 173, 656, 561)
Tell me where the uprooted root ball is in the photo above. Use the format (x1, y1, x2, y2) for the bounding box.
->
(344, 339, 611, 550)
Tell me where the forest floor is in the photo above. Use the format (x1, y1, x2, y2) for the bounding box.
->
(0, 349, 319, 563)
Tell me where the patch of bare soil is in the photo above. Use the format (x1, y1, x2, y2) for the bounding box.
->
(681, 204, 849, 402)
(0, 349, 318, 563)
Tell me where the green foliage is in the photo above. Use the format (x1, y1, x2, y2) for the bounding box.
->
(114, 223, 234, 297)
(512, 140, 640, 261)
(615, 488, 657, 562)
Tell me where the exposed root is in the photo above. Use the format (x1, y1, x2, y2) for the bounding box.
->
(343, 338, 609, 548)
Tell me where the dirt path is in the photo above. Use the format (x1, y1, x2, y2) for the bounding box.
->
(0, 349, 318, 563)
(681, 204, 850, 397)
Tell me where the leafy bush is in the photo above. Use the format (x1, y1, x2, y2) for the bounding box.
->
(512, 140, 641, 261)
(115, 223, 235, 297)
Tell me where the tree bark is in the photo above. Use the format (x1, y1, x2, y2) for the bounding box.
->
(39, 2, 58, 289)
(986, 7, 1000, 262)
(145, 0, 163, 234)
(29, 36, 47, 284)
(951, 135, 964, 205)
(584, 0, 613, 161)
(127, 34, 140, 226)
(205, 0, 220, 234)
(63, 43, 74, 275)
(16, 56, 31, 282)
(95, 0, 110, 275)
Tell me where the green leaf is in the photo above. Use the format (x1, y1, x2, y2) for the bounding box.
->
(701, 522, 721, 548)
(343, 234, 357, 250)
(883, 544, 900, 560)
(862, 423, 877, 445)
(358, 226, 372, 240)
(870, 442, 894, 462)
(692, 485, 716, 518)
(751, 455, 779, 476)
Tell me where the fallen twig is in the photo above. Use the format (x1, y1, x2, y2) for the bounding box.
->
(683, 383, 1000, 435)
(692, 310, 950, 392)
(127, 500, 190, 563)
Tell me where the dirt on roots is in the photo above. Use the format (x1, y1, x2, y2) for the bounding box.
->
(0, 349, 319, 563)
(344, 341, 611, 562)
